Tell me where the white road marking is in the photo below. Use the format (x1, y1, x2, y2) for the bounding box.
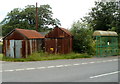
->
(56, 65, 64, 67)
(36, 67, 46, 69)
(113, 59, 118, 61)
(25, 68, 35, 70)
(107, 60, 113, 62)
(90, 71, 120, 79)
(2, 58, 118, 72)
(15, 69, 25, 71)
(81, 63, 88, 64)
(47, 66, 55, 68)
(64, 64, 72, 67)
(4, 70, 14, 72)
(89, 62, 95, 63)
(73, 63, 80, 65)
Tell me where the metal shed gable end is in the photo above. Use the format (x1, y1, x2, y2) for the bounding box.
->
(3, 28, 45, 58)
(45, 27, 73, 54)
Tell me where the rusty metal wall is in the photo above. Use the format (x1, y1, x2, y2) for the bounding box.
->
(15, 40, 22, 58)
(45, 38, 56, 54)
(45, 28, 70, 38)
(3, 29, 44, 58)
(3, 40, 22, 58)
(45, 38, 72, 54)
(10, 40, 15, 58)
(4, 30, 26, 40)
(45, 27, 73, 54)
(3, 39, 44, 58)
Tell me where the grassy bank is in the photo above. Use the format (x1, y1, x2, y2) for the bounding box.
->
(0, 54, 3, 60)
(1, 52, 92, 62)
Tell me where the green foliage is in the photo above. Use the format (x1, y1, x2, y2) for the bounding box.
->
(1, 4, 61, 36)
(1, 52, 91, 62)
(82, 1, 120, 34)
(70, 21, 95, 55)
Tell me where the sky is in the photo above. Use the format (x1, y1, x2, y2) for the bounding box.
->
(0, 0, 97, 29)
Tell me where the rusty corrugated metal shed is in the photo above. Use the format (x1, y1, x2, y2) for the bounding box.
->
(45, 27, 73, 54)
(16, 28, 44, 39)
(3, 28, 44, 40)
(3, 28, 44, 58)
(45, 27, 72, 38)
(60, 28, 72, 36)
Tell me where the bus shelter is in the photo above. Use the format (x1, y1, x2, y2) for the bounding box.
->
(93, 31, 118, 57)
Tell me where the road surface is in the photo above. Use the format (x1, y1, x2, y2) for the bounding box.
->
(1, 56, 119, 82)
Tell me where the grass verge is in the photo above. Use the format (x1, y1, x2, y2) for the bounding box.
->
(1, 52, 92, 62)
(0, 54, 3, 60)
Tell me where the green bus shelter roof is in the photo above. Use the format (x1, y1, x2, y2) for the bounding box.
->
(93, 30, 118, 36)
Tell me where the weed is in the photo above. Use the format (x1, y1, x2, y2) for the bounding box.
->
(1, 52, 92, 62)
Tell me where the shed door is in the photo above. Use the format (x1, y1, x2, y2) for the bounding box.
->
(57, 39, 62, 54)
(10, 40, 14, 58)
(15, 40, 22, 58)
(45, 39, 56, 54)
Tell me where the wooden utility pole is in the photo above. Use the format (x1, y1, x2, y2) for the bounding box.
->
(36, 2, 38, 31)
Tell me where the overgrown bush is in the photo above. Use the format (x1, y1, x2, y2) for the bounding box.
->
(70, 21, 95, 55)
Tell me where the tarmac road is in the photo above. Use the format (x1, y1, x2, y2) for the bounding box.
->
(1, 56, 119, 82)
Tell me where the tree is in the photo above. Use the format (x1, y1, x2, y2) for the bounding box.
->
(82, 1, 120, 33)
(115, 1, 120, 35)
(1, 4, 61, 36)
(70, 21, 95, 55)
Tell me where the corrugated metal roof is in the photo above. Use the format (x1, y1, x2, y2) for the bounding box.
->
(16, 28, 44, 39)
(93, 30, 118, 36)
(59, 27, 72, 36)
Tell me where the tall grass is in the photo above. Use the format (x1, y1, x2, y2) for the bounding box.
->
(1, 52, 91, 62)
(0, 54, 3, 60)
(28, 52, 91, 61)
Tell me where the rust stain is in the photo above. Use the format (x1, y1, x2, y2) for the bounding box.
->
(16, 28, 44, 39)
(3, 28, 44, 58)
(45, 27, 73, 54)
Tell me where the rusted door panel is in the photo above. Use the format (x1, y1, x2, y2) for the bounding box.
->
(10, 40, 14, 58)
(6, 40, 10, 57)
(15, 40, 22, 58)
(52, 39, 56, 53)
(27, 40, 30, 55)
(63, 39, 69, 54)
(22, 41, 26, 58)
(37, 40, 42, 51)
(29, 40, 32, 54)
(45, 39, 56, 54)
(57, 39, 62, 54)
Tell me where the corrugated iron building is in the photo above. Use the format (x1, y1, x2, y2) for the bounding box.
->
(45, 27, 73, 54)
(3, 28, 44, 58)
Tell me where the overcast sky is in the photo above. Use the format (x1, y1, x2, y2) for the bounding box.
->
(0, 0, 97, 28)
